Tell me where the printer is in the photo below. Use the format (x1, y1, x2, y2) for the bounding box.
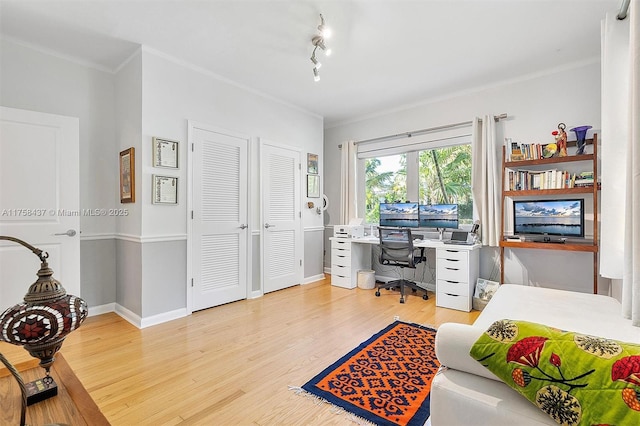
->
(334, 224, 365, 239)
(333, 218, 365, 239)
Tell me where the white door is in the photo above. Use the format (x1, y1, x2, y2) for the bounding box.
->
(191, 124, 249, 311)
(0, 107, 80, 306)
(261, 141, 302, 293)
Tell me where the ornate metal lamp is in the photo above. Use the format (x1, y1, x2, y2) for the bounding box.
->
(0, 235, 88, 426)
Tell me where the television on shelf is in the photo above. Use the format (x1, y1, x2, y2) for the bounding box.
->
(513, 199, 584, 238)
(379, 202, 419, 228)
(419, 204, 458, 229)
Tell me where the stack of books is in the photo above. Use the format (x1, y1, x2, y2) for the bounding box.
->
(505, 169, 593, 191)
(506, 141, 558, 161)
(574, 171, 595, 187)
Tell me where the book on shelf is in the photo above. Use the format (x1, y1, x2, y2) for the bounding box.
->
(505, 140, 560, 161)
(505, 169, 589, 191)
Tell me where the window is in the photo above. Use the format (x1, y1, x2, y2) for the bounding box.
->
(365, 154, 407, 224)
(363, 144, 473, 226)
(418, 145, 472, 224)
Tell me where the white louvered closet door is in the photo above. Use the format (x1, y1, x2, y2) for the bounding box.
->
(192, 126, 249, 311)
(261, 142, 302, 293)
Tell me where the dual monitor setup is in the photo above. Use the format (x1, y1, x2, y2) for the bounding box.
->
(379, 202, 458, 230)
(379, 203, 459, 241)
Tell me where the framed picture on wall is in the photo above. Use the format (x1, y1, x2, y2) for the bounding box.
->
(307, 153, 318, 174)
(152, 137, 179, 168)
(152, 175, 178, 204)
(119, 147, 135, 203)
(307, 174, 320, 198)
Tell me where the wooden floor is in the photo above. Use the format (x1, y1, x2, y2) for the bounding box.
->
(1, 276, 480, 425)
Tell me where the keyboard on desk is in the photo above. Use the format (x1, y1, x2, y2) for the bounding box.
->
(443, 240, 474, 245)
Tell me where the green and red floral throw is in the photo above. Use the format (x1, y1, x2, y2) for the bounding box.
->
(470, 319, 640, 425)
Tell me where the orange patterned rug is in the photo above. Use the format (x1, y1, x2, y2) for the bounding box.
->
(300, 321, 439, 426)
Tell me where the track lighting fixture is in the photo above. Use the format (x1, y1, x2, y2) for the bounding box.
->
(310, 14, 331, 81)
(310, 52, 321, 69)
(317, 13, 331, 39)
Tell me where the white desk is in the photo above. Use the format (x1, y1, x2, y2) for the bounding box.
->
(329, 236, 481, 312)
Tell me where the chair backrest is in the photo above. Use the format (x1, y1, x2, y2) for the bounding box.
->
(378, 227, 417, 269)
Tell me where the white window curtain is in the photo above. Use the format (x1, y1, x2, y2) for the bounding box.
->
(471, 116, 501, 247)
(339, 141, 357, 225)
(601, 4, 640, 326)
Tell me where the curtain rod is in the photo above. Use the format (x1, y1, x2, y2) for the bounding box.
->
(350, 113, 507, 147)
(618, 0, 630, 20)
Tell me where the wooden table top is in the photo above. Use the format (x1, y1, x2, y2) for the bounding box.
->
(0, 352, 110, 425)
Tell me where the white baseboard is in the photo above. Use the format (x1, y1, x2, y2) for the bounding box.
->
(114, 304, 188, 329)
(249, 290, 263, 299)
(88, 303, 115, 316)
(303, 273, 325, 284)
(140, 308, 188, 328)
(114, 304, 142, 328)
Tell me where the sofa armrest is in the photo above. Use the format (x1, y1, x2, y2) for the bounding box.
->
(435, 322, 502, 382)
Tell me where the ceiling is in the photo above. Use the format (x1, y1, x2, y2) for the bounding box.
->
(0, 0, 622, 126)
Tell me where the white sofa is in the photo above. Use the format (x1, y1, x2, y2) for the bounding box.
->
(430, 284, 640, 426)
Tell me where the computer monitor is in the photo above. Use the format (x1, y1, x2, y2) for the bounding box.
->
(513, 199, 584, 238)
(419, 204, 458, 229)
(379, 202, 419, 228)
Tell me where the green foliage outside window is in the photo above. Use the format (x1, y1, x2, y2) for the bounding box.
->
(365, 145, 473, 225)
(419, 145, 473, 224)
(365, 155, 407, 224)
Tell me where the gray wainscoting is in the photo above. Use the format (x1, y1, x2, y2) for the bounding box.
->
(304, 226, 325, 281)
(116, 238, 142, 316)
(141, 239, 187, 317)
(80, 238, 116, 307)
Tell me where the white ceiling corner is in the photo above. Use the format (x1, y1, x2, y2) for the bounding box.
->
(0, 0, 621, 126)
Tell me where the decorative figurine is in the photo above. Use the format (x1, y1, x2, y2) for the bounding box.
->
(552, 122, 568, 157)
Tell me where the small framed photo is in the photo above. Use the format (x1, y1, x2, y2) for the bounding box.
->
(307, 153, 318, 174)
(119, 147, 135, 203)
(153, 137, 179, 168)
(152, 175, 178, 204)
(307, 174, 320, 198)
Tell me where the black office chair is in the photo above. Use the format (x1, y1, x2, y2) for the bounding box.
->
(376, 227, 429, 303)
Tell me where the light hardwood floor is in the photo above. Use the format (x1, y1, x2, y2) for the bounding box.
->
(1, 276, 480, 425)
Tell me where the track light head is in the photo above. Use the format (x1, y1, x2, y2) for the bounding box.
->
(318, 14, 332, 38)
(310, 53, 322, 69)
(313, 67, 320, 82)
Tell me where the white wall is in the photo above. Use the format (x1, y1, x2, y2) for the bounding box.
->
(115, 50, 143, 237)
(139, 48, 324, 237)
(0, 38, 118, 308)
(324, 60, 608, 295)
(0, 38, 117, 236)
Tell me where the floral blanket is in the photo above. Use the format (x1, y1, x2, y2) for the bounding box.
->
(470, 319, 640, 425)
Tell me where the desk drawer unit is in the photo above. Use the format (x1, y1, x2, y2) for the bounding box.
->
(435, 247, 479, 312)
(331, 251, 351, 267)
(330, 237, 371, 289)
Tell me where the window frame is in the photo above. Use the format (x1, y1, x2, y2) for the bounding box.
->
(357, 139, 474, 231)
